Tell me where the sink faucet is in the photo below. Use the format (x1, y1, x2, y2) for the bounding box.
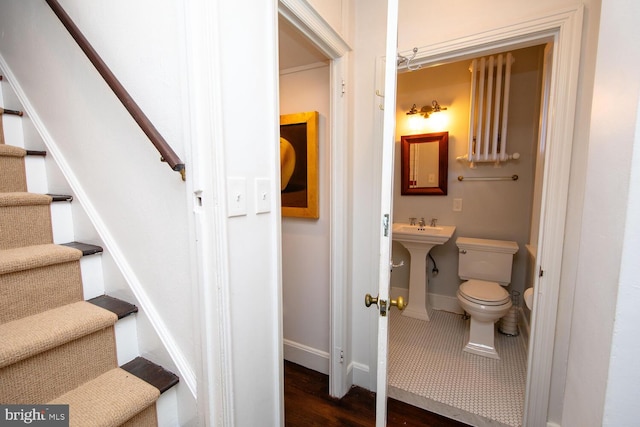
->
(419, 218, 426, 227)
(430, 218, 437, 227)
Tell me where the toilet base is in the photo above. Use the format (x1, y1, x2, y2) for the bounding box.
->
(464, 318, 501, 360)
(463, 341, 500, 359)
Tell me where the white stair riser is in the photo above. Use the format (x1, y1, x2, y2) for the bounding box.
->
(1, 114, 25, 148)
(114, 315, 140, 366)
(24, 156, 48, 194)
(156, 387, 179, 427)
(50, 201, 74, 243)
(80, 255, 105, 300)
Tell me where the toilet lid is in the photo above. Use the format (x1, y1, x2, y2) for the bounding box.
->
(459, 280, 511, 305)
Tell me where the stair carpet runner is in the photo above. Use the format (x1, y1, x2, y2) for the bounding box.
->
(0, 110, 177, 425)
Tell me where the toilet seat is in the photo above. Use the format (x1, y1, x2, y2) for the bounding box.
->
(458, 280, 511, 306)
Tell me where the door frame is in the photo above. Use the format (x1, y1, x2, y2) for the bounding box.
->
(374, 5, 584, 426)
(278, 0, 352, 398)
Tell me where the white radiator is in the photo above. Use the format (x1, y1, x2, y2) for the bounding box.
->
(465, 53, 519, 165)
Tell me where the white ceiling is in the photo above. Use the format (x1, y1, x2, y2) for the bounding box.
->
(278, 16, 329, 71)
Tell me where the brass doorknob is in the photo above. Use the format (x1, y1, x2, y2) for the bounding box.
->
(365, 293, 378, 307)
(390, 296, 406, 311)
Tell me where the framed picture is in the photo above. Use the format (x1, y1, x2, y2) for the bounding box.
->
(280, 111, 319, 219)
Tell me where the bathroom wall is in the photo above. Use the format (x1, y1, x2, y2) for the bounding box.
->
(390, 45, 545, 310)
(279, 64, 332, 373)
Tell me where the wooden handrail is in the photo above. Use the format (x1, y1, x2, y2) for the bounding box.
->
(45, 0, 186, 181)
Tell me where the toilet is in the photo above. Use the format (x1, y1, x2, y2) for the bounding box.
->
(456, 237, 519, 359)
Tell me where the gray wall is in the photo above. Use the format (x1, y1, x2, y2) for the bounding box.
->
(391, 45, 545, 306)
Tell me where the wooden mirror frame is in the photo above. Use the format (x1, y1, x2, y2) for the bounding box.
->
(400, 132, 449, 195)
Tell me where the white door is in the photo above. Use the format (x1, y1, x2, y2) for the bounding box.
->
(369, 0, 400, 425)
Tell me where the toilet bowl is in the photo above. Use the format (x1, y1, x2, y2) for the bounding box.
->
(457, 280, 512, 359)
(456, 237, 519, 360)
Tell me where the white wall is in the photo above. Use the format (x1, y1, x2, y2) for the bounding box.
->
(349, 0, 604, 425)
(566, 0, 640, 424)
(307, 0, 347, 40)
(198, 1, 284, 424)
(279, 64, 332, 373)
(602, 73, 640, 427)
(390, 46, 543, 308)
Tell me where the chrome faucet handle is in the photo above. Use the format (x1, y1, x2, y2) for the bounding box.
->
(430, 218, 438, 227)
(409, 217, 417, 225)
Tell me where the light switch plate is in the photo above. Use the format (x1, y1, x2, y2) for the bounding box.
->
(453, 198, 463, 212)
(227, 177, 247, 217)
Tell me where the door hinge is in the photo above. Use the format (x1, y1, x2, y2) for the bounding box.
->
(383, 214, 390, 237)
(539, 266, 544, 277)
(340, 350, 344, 363)
(341, 79, 346, 97)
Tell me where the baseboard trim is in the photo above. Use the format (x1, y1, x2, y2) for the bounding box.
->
(430, 293, 464, 314)
(390, 287, 463, 314)
(283, 339, 329, 375)
(349, 361, 370, 390)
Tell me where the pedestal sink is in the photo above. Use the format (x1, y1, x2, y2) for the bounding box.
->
(392, 223, 456, 321)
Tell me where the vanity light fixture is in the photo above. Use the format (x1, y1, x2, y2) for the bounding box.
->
(406, 100, 447, 118)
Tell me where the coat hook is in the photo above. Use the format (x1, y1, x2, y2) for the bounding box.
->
(406, 47, 421, 71)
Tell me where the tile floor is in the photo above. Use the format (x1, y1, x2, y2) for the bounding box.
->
(388, 309, 528, 427)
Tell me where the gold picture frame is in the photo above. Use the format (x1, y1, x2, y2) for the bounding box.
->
(279, 111, 319, 219)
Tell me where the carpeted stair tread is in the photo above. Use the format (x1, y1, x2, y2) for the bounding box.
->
(49, 367, 160, 427)
(120, 405, 158, 427)
(0, 243, 82, 275)
(0, 243, 84, 323)
(0, 301, 117, 368)
(0, 192, 53, 249)
(0, 144, 26, 157)
(0, 191, 52, 207)
(0, 145, 27, 191)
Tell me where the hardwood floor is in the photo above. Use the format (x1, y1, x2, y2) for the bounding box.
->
(284, 361, 470, 427)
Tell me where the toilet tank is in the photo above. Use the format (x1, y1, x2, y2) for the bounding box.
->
(457, 237, 519, 285)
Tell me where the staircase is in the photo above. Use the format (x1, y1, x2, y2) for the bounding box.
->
(0, 98, 178, 423)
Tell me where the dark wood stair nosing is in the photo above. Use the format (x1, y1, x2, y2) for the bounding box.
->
(121, 356, 179, 394)
(87, 295, 138, 320)
(60, 241, 103, 256)
(48, 193, 73, 202)
(26, 150, 47, 157)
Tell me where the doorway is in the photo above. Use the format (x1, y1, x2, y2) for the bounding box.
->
(279, 14, 333, 377)
(277, 1, 352, 399)
(371, 6, 584, 426)
(387, 44, 546, 426)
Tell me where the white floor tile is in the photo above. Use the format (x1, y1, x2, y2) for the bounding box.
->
(388, 309, 527, 427)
